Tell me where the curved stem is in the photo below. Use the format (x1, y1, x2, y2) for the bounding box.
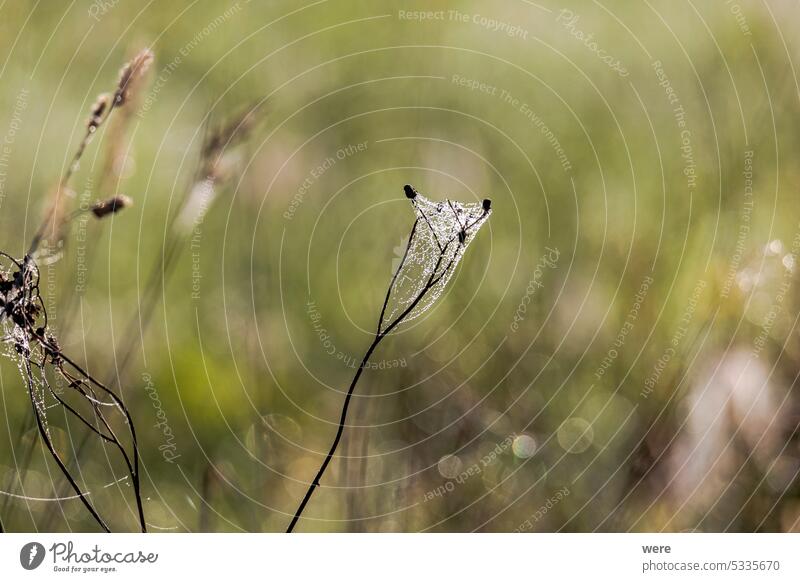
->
(286, 250, 456, 532)
(23, 353, 110, 532)
(42, 340, 147, 532)
(286, 199, 467, 532)
(286, 334, 383, 532)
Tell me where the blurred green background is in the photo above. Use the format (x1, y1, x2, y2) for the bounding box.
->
(0, 0, 799, 532)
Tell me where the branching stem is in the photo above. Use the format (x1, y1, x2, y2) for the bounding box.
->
(286, 221, 461, 532)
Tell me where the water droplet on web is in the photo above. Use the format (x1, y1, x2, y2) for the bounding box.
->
(381, 191, 491, 330)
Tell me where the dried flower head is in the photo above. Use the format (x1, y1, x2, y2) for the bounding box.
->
(201, 108, 257, 177)
(286, 184, 492, 532)
(91, 195, 133, 218)
(87, 93, 110, 133)
(379, 186, 492, 329)
(114, 48, 154, 106)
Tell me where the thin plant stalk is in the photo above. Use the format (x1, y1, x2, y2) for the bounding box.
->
(1, 251, 146, 532)
(39, 110, 256, 530)
(2, 50, 152, 533)
(287, 219, 462, 532)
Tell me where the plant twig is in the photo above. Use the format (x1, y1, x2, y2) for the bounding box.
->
(1, 252, 146, 532)
(286, 186, 483, 532)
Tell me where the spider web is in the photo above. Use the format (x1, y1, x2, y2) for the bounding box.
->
(379, 191, 491, 332)
(0, 258, 53, 437)
(0, 253, 144, 531)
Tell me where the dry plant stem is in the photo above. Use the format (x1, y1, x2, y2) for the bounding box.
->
(286, 221, 458, 532)
(35, 339, 147, 532)
(29, 48, 152, 256)
(1, 254, 146, 532)
(49, 344, 147, 532)
(22, 352, 111, 532)
(3, 51, 152, 533)
(342, 388, 374, 531)
(41, 115, 252, 528)
(27, 102, 118, 256)
(12, 102, 122, 528)
(0, 409, 36, 524)
(100, 111, 254, 388)
(285, 336, 381, 533)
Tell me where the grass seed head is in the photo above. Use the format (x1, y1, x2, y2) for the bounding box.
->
(88, 93, 110, 133)
(115, 48, 154, 106)
(91, 195, 133, 218)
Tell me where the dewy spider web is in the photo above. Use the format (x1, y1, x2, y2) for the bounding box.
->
(288, 184, 491, 532)
(0, 253, 146, 532)
(379, 186, 491, 333)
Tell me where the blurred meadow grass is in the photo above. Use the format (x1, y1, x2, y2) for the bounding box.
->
(0, 0, 799, 532)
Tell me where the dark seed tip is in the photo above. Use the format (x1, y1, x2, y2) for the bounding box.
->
(403, 184, 417, 199)
(482, 198, 492, 211)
